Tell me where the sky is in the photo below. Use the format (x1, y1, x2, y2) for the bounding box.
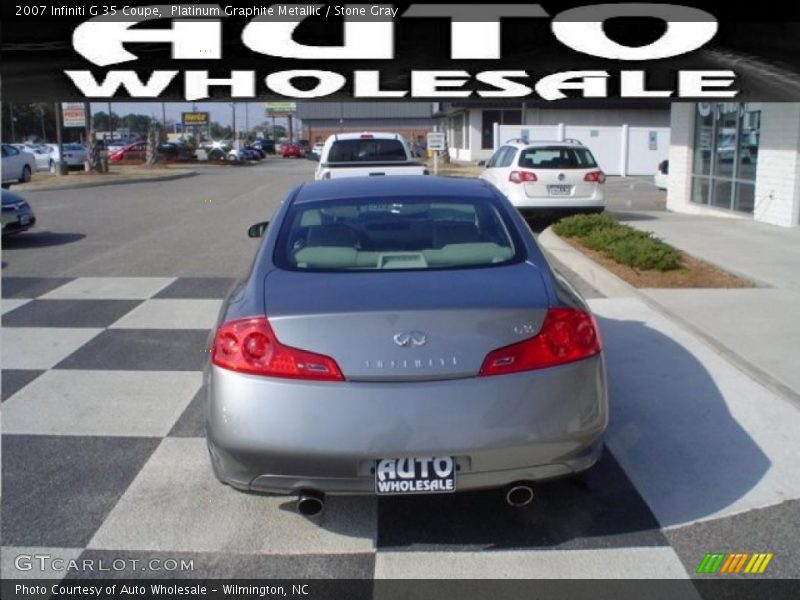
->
(89, 102, 294, 129)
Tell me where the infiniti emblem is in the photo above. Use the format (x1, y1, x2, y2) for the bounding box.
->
(393, 331, 428, 347)
(558, 173, 566, 181)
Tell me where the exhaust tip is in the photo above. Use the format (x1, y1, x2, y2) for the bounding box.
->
(505, 483, 534, 507)
(297, 490, 326, 517)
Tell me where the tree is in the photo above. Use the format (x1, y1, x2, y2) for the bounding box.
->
(209, 122, 232, 140)
(91, 111, 119, 132)
(2, 103, 60, 142)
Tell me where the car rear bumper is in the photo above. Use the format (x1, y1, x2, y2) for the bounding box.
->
(206, 355, 608, 495)
(506, 187, 606, 210)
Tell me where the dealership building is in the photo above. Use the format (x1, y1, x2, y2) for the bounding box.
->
(296, 102, 436, 147)
(667, 103, 800, 228)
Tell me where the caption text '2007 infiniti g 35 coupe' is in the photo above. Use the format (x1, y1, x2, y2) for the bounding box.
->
(206, 176, 608, 516)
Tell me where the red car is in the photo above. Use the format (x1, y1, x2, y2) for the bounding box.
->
(109, 142, 147, 163)
(281, 144, 304, 159)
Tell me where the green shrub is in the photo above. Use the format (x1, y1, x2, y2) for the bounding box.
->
(552, 213, 618, 238)
(581, 226, 644, 251)
(553, 213, 682, 271)
(606, 236, 682, 271)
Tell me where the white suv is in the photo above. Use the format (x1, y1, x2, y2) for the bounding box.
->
(479, 139, 606, 216)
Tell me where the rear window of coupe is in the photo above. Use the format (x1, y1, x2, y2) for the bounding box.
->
(518, 146, 598, 169)
(274, 197, 524, 272)
(326, 139, 408, 163)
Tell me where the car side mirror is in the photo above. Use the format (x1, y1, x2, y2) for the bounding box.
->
(477, 160, 487, 167)
(247, 221, 269, 238)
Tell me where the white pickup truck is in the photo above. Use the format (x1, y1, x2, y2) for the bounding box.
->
(314, 132, 429, 180)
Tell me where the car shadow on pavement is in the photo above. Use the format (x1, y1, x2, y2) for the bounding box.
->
(366, 315, 769, 550)
(595, 314, 770, 529)
(2, 232, 85, 248)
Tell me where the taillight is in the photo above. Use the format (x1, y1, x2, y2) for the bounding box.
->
(479, 308, 601, 377)
(360, 133, 374, 139)
(212, 317, 344, 381)
(584, 170, 606, 183)
(509, 171, 537, 184)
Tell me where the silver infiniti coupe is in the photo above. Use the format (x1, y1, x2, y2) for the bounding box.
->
(206, 176, 608, 515)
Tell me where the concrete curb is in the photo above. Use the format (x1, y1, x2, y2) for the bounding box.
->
(538, 227, 636, 298)
(538, 226, 800, 408)
(13, 170, 197, 193)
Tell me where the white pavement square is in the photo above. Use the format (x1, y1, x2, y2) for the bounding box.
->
(591, 297, 800, 529)
(374, 547, 694, 581)
(89, 438, 377, 555)
(1, 547, 84, 581)
(1, 327, 102, 369)
(110, 299, 223, 330)
(2, 370, 201, 437)
(41, 277, 176, 300)
(1, 298, 31, 315)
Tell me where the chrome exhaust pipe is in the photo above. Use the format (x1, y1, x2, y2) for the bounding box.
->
(505, 483, 534, 507)
(296, 490, 326, 517)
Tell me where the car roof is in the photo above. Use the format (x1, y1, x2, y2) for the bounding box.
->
(328, 132, 402, 142)
(502, 139, 589, 149)
(292, 176, 496, 204)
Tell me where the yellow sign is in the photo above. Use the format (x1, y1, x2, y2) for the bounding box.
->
(182, 112, 210, 126)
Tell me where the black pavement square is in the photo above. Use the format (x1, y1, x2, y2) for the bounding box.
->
(1, 434, 160, 547)
(2, 299, 142, 328)
(1, 277, 74, 299)
(1, 369, 45, 402)
(168, 387, 206, 438)
(54, 329, 210, 371)
(154, 278, 237, 299)
(376, 449, 667, 551)
(70, 550, 375, 579)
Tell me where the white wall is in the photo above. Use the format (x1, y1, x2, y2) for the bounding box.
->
(527, 108, 670, 128)
(754, 104, 800, 227)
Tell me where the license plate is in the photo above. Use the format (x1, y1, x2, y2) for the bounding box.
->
(548, 185, 572, 196)
(19, 215, 31, 226)
(375, 456, 456, 495)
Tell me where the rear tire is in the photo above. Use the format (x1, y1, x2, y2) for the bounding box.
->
(19, 165, 32, 183)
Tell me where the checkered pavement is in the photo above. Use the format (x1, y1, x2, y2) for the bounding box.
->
(2, 277, 798, 582)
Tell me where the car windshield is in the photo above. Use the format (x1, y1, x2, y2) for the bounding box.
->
(518, 146, 597, 169)
(275, 196, 523, 272)
(326, 139, 407, 162)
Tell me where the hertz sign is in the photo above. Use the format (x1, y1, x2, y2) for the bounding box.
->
(182, 112, 210, 127)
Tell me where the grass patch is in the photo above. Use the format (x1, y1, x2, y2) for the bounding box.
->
(553, 213, 681, 271)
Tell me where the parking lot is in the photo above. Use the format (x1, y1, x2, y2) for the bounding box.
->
(2, 160, 798, 582)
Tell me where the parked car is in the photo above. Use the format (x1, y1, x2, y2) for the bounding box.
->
(281, 143, 303, 159)
(109, 141, 147, 163)
(207, 176, 608, 516)
(13, 144, 55, 172)
(314, 132, 428, 180)
(251, 139, 276, 154)
(479, 139, 606, 217)
(312, 142, 324, 156)
(1, 188, 36, 235)
(47, 143, 88, 169)
(655, 160, 669, 191)
(245, 144, 266, 159)
(1, 143, 37, 184)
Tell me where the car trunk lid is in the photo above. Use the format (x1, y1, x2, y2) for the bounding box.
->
(264, 264, 551, 382)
